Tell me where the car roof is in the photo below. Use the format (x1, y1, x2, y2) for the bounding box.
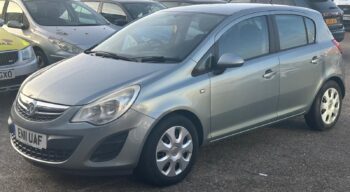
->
(164, 3, 318, 15)
(158, 0, 226, 3)
(82, 0, 160, 3)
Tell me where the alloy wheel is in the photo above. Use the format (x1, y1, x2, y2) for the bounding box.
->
(320, 88, 340, 125)
(156, 126, 193, 177)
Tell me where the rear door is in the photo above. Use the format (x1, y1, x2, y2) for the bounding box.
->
(274, 14, 323, 118)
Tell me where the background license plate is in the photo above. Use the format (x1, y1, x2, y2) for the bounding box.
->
(325, 18, 338, 25)
(15, 127, 47, 149)
(0, 69, 15, 80)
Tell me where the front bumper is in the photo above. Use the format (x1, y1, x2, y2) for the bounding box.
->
(0, 59, 37, 92)
(8, 103, 155, 174)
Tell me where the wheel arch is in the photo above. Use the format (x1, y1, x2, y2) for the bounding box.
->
(327, 76, 345, 98)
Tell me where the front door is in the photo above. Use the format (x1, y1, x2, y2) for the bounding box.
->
(210, 16, 280, 139)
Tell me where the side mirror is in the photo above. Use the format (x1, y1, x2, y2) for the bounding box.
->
(7, 20, 28, 30)
(0, 19, 4, 27)
(214, 53, 244, 75)
(114, 19, 128, 26)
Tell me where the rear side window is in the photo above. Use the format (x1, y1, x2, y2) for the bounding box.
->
(84, 2, 100, 12)
(305, 18, 316, 43)
(275, 15, 307, 50)
(0, 0, 5, 17)
(271, 0, 295, 5)
(218, 16, 269, 60)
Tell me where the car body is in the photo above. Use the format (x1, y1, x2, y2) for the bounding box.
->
(0, 19, 37, 92)
(230, 0, 345, 42)
(82, 0, 166, 29)
(8, 4, 345, 185)
(0, 0, 116, 68)
(157, 0, 226, 8)
(334, 0, 350, 30)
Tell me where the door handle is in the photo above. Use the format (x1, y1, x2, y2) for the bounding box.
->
(263, 69, 277, 79)
(311, 56, 319, 64)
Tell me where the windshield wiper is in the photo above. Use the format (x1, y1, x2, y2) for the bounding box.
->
(85, 50, 136, 62)
(134, 56, 181, 63)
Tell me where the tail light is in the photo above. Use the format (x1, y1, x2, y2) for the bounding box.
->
(332, 39, 342, 53)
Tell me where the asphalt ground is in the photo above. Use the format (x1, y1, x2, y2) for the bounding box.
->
(0, 33, 349, 192)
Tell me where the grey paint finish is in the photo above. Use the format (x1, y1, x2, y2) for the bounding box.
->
(9, 4, 345, 173)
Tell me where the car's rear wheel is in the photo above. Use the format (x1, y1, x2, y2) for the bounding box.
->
(305, 80, 343, 131)
(136, 115, 199, 186)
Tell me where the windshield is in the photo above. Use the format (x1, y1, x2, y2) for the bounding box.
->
(91, 12, 224, 63)
(23, 0, 108, 26)
(123, 2, 165, 20)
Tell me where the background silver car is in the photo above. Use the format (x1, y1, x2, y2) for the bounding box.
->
(0, 0, 116, 67)
(8, 4, 345, 186)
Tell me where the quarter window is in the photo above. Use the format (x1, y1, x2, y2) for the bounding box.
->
(101, 3, 127, 25)
(218, 16, 269, 60)
(275, 15, 307, 50)
(5, 2, 25, 23)
(0, 0, 5, 17)
(305, 18, 316, 44)
(84, 2, 100, 12)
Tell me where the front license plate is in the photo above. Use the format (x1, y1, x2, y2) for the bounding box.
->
(325, 18, 338, 25)
(0, 69, 15, 80)
(15, 126, 47, 149)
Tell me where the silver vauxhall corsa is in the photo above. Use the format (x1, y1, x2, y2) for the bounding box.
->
(0, 0, 116, 68)
(8, 4, 346, 186)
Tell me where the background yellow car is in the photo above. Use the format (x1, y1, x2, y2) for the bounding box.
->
(0, 19, 37, 92)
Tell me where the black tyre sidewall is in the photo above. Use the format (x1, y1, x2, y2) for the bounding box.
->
(34, 49, 48, 68)
(137, 115, 199, 186)
(306, 81, 343, 130)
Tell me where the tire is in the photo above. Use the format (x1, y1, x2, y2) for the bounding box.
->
(34, 49, 49, 68)
(305, 80, 343, 131)
(136, 115, 199, 186)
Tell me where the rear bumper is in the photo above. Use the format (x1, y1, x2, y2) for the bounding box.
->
(330, 27, 345, 42)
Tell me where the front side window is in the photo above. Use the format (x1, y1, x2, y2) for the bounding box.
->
(124, 3, 165, 20)
(101, 3, 127, 25)
(23, 0, 108, 26)
(5, 2, 25, 23)
(84, 2, 100, 12)
(92, 12, 224, 63)
(275, 15, 307, 50)
(218, 16, 269, 60)
(161, 2, 181, 8)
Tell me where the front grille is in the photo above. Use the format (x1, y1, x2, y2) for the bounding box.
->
(11, 133, 81, 162)
(90, 131, 129, 162)
(339, 5, 350, 14)
(0, 51, 18, 66)
(0, 75, 27, 88)
(16, 93, 69, 122)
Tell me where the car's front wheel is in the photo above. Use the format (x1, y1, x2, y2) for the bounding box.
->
(305, 80, 343, 131)
(136, 115, 199, 186)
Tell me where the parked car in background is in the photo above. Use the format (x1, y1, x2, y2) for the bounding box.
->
(0, 0, 116, 68)
(9, 4, 345, 186)
(0, 19, 37, 92)
(334, 0, 350, 30)
(230, 0, 345, 42)
(157, 0, 226, 8)
(82, 0, 166, 29)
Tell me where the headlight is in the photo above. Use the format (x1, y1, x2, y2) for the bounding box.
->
(49, 37, 83, 54)
(72, 85, 141, 125)
(20, 46, 35, 62)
